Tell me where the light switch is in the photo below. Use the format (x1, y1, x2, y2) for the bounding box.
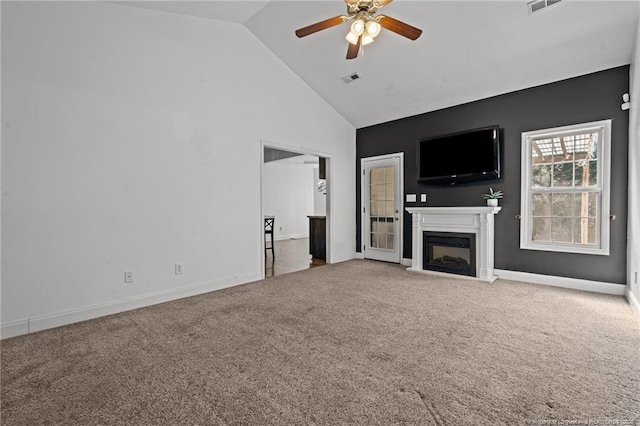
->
(421, 194, 427, 202)
(406, 194, 416, 202)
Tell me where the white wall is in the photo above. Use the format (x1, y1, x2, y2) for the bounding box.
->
(1, 2, 356, 337)
(263, 161, 314, 240)
(0, 0, 3, 330)
(628, 4, 640, 314)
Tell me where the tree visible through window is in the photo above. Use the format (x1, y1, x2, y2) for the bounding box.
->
(521, 120, 611, 255)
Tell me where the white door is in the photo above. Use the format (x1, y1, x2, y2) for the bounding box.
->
(362, 155, 402, 263)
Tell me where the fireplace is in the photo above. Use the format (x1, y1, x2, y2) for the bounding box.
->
(405, 207, 501, 282)
(423, 232, 476, 277)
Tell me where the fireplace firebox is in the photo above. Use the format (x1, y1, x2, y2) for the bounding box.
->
(423, 232, 476, 277)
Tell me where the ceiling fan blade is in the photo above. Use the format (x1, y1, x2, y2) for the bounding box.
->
(377, 0, 394, 6)
(344, 0, 359, 4)
(346, 35, 361, 60)
(378, 15, 422, 40)
(295, 16, 346, 38)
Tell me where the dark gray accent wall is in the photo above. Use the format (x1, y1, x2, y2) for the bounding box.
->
(356, 66, 629, 284)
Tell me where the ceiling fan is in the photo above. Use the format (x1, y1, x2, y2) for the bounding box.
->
(295, 0, 422, 60)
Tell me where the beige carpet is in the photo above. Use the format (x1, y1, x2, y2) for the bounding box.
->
(2, 260, 639, 425)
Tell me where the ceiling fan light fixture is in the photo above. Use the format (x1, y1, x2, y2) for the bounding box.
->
(345, 31, 359, 45)
(365, 20, 381, 38)
(351, 19, 365, 36)
(362, 32, 374, 46)
(294, 0, 423, 60)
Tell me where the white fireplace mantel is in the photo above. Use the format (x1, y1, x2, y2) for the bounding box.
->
(405, 206, 502, 282)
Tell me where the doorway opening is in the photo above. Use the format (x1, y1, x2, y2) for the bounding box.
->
(261, 143, 331, 278)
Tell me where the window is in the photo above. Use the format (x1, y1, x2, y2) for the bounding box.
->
(520, 120, 611, 255)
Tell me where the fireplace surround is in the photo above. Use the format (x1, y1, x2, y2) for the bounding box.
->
(405, 207, 501, 282)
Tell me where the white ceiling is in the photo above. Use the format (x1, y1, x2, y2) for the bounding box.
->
(114, 1, 270, 24)
(114, 1, 640, 128)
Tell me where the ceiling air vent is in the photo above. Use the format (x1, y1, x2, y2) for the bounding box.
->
(341, 73, 360, 84)
(527, 0, 561, 14)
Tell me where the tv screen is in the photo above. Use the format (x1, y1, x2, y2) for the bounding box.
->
(417, 125, 501, 185)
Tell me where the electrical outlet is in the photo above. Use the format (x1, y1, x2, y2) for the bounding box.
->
(175, 263, 183, 275)
(420, 194, 427, 202)
(124, 271, 133, 283)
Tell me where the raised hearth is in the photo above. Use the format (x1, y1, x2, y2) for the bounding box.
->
(405, 207, 501, 282)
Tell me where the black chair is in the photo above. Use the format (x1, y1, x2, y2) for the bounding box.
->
(264, 216, 275, 258)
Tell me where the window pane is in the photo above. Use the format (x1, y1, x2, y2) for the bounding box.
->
(559, 136, 575, 162)
(385, 167, 393, 183)
(552, 163, 573, 187)
(370, 168, 384, 185)
(587, 160, 597, 185)
(385, 183, 393, 201)
(370, 184, 379, 201)
(591, 134, 598, 159)
(573, 192, 597, 218)
(575, 160, 598, 186)
(386, 220, 394, 233)
(532, 193, 551, 216)
(385, 201, 394, 217)
(574, 133, 598, 160)
(378, 232, 386, 249)
(371, 218, 378, 233)
(532, 218, 551, 242)
(386, 234, 394, 250)
(532, 165, 551, 187)
(371, 233, 378, 248)
(586, 218, 597, 244)
(551, 193, 573, 217)
(370, 201, 378, 216)
(531, 139, 559, 163)
(551, 218, 573, 242)
(573, 218, 597, 245)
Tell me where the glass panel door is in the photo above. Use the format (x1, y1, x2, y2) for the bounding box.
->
(363, 156, 401, 263)
(369, 166, 395, 251)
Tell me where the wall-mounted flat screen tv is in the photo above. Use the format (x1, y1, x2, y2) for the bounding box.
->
(417, 125, 501, 185)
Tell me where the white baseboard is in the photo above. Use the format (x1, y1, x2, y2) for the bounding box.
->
(1, 320, 30, 339)
(331, 252, 358, 264)
(275, 233, 308, 241)
(1, 271, 262, 340)
(495, 269, 625, 295)
(626, 287, 640, 324)
(289, 233, 309, 240)
(353, 253, 408, 265)
(407, 266, 497, 283)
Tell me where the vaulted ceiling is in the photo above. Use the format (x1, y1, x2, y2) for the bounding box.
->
(115, 1, 640, 128)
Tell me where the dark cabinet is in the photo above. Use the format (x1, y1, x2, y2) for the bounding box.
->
(319, 158, 326, 180)
(308, 216, 326, 260)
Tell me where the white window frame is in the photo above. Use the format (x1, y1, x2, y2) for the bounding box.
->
(520, 119, 611, 255)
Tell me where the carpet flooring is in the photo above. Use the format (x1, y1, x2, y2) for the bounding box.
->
(2, 260, 639, 425)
